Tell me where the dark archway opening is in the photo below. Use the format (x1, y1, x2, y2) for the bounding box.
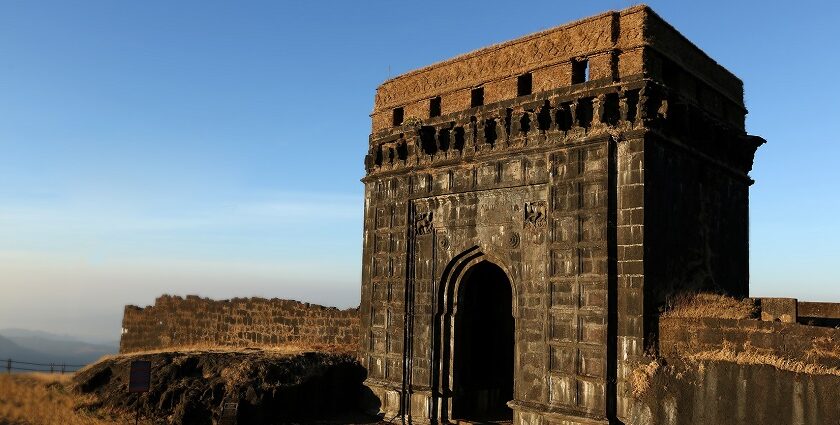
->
(452, 260, 514, 422)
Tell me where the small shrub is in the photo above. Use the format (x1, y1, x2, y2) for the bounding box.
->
(629, 359, 661, 397)
(663, 292, 757, 320)
(403, 116, 423, 128)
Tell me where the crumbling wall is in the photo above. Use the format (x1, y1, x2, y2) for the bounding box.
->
(629, 359, 840, 425)
(119, 295, 360, 354)
(659, 316, 840, 370)
(623, 315, 840, 424)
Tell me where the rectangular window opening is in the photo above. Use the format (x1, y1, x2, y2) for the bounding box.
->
(429, 97, 441, 118)
(392, 107, 404, 126)
(517, 72, 533, 96)
(572, 59, 589, 84)
(471, 87, 484, 107)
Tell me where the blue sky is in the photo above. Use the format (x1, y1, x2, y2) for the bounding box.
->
(1, 1, 838, 342)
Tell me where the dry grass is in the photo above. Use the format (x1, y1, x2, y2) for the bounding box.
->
(82, 343, 357, 375)
(807, 336, 840, 361)
(685, 342, 840, 377)
(0, 373, 130, 425)
(629, 359, 661, 397)
(1, 346, 361, 424)
(79, 344, 360, 393)
(118, 342, 356, 357)
(662, 293, 757, 320)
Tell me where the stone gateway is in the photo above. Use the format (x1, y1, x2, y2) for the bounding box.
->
(358, 5, 763, 424)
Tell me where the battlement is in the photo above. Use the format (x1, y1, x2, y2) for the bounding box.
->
(372, 5, 744, 133)
(365, 66, 758, 181)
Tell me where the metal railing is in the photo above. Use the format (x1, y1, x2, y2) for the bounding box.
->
(4, 358, 86, 374)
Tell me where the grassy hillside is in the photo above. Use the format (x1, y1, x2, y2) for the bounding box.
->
(0, 373, 131, 425)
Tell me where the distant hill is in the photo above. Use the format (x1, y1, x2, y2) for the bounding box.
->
(0, 329, 118, 370)
(0, 335, 51, 364)
(0, 328, 117, 345)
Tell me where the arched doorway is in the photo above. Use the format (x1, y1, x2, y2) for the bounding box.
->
(451, 260, 514, 422)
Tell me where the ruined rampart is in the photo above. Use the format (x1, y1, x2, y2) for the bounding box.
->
(119, 295, 360, 354)
(660, 316, 840, 370)
(624, 298, 840, 424)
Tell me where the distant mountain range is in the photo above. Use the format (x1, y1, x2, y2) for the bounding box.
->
(0, 328, 118, 371)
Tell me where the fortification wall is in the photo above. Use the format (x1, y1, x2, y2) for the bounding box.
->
(621, 312, 840, 424)
(119, 295, 360, 354)
(659, 316, 840, 369)
(629, 358, 840, 425)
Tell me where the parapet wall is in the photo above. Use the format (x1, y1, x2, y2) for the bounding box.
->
(372, 5, 744, 133)
(119, 295, 360, 354)
(659, 316, 840, 370)
(629, 355, 840, 424)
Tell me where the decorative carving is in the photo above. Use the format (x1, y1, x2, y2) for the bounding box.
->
(657, 98, 669, 120)
(594, 94, 606, 126)
(524, 201, 548, 230)
(638, 86, 650, 121)
(508, 232, 521, 249)
(374, 18, 616, 110)
(497, 111, 510, 143)
(368, 82, 704, 177)
(415, 211, 434, 235)
(618, 94, 630, 123)
(438, 235, 450, 250)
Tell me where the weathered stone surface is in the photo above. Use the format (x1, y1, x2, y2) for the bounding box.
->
(630, 359, 840, 425)
(660, 316, 840, 369)
(370, 6, 744, 132)
(119, 295, 359, 353)
(760, 297, 798, 323)
(360, 5, 763, 425)
(799, 301, 840, 320)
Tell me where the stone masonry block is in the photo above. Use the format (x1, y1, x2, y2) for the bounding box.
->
(533, 62, 573, 92)
(588, 52, 614, 81)
(760, 297, 798, 323)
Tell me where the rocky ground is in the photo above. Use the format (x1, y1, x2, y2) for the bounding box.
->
(71, 349, 382, 424)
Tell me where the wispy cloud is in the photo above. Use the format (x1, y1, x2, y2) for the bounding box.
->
(234, 193, 360, 220)
(0, 191, 362, 233)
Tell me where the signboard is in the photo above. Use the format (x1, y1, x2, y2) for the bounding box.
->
(128, 360, 151, 393)
(220, 402, 239, 425)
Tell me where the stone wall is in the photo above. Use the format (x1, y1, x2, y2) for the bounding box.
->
(371, 5, 745, 133)
(119, 295, 360, 354)
(629, 359, 840, 425)
(624, 314, 840, 424)
(659, 316, 840, 369)
(645, 135, 752, 304)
